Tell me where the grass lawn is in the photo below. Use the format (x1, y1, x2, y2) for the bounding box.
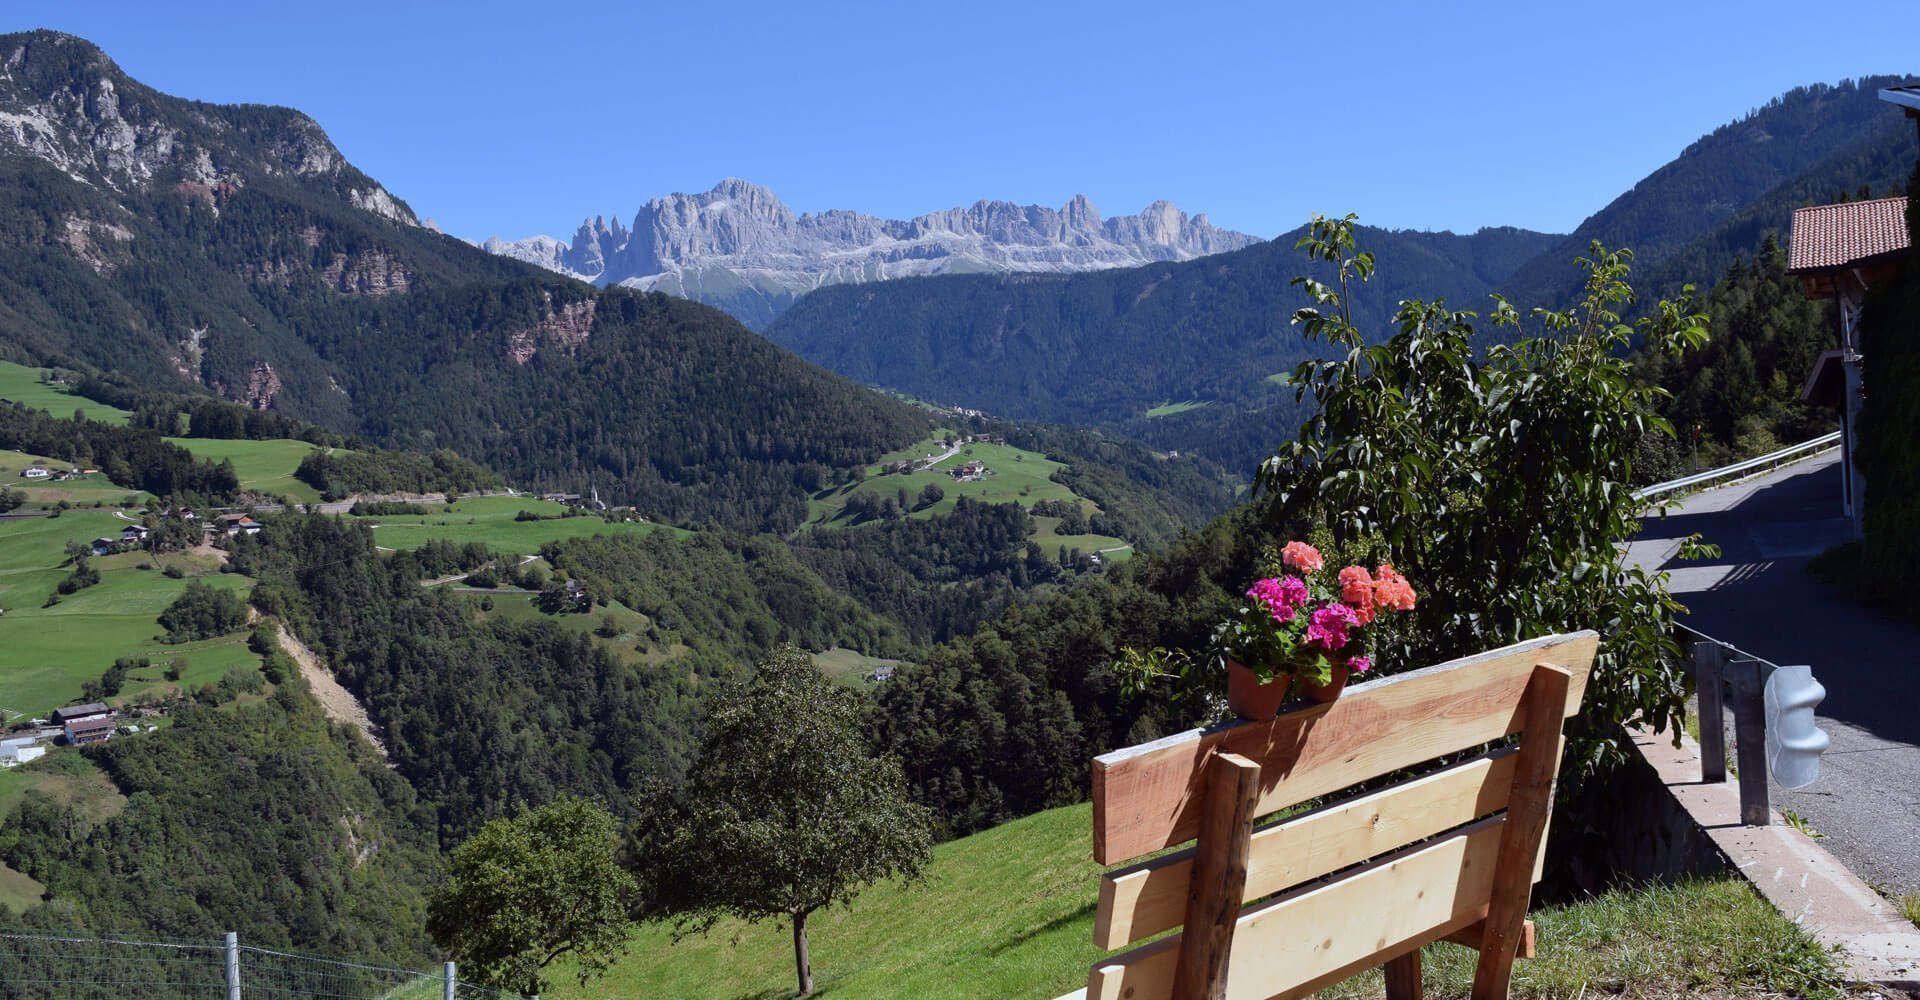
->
(0, 510, 255, 718)
(164, 437, 327, 503)
(809, 648, 907, 689)
(1144, 399, 1210, 418)
(466, 592, 654, 668)
(0, 752, 126, 913)
(0, 361, 133, 425)
(366, 496, 678, 555)
(555, 802, 1859, 1000)
(0, 448, 145, 508)
(1029, 516, 1131, 564)
(805, 436, 1110, 560)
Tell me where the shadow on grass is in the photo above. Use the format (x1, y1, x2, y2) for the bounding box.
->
(988, 898, 1098, 957)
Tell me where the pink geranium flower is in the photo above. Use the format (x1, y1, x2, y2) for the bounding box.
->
(1246, 576, 1309, 622)
(1306, 603, 1358, 650)
(1281, 541, 1324, 573)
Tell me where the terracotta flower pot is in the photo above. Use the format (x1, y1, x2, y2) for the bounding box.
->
(1299, 660, 1351, 703)
(1226, 659, 1292, 721)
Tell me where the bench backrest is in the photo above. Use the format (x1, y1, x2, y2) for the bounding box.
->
(1086, 631, 1598, 1000)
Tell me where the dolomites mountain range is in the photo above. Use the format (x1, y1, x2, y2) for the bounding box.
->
(483, 178, 1262, 327)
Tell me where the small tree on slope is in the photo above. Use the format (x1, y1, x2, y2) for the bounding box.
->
(631, 645, 932, 996)
(428, 795, 636, 996)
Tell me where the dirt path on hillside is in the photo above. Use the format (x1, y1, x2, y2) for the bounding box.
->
(274, 622, 391, 766)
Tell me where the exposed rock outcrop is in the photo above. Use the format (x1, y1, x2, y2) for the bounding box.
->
(506, 294, 597, 365)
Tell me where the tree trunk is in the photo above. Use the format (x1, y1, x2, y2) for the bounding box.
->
(792, 910, 813, 996)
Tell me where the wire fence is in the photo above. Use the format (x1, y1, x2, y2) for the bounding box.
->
(0, 928, 524, 1000)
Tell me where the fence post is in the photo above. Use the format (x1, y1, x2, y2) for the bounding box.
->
(1728, 659, 1770, 826)
(445, 961, 457, 1000)
(1692, 640, 1726, 782)
(225, 931, 241, 1000)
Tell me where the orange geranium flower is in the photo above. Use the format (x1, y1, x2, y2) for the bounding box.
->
(1281, 541, 1323, 573)
(1372, 564, 1416, 612)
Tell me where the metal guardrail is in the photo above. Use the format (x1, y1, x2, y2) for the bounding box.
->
(1633, 432, 1840, 503)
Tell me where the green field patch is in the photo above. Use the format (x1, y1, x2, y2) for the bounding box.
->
(369, 496, 678, 556)
(1028, 516, 1131, 563)
(1144, 399, 1209, 418)
(0, 861, 43, 915)
(0, 361, 133, 425)
(810, 648, 908, 689)
(557, 802, 1846, 999)
(807, 438, 1093, 529)
(0, 511, 255, 716)
(0, 448, 144, 508)
(163, 437, 327, 503)
(467, 592, 655, 668)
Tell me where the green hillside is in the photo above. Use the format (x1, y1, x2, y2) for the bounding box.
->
(0, 31, 931, 533)
(557, 801, 1843, 1000)
(764, 226, 1560, 472)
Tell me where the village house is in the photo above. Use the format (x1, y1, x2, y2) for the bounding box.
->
(64, 715, 116, 746)
(50, 703, 110, 726)
(120, 524, 150, 544)
(20, 465, 50, 479)
(215, 513, 262, 536)
(951, 460, 987, 481)
(90, 536, 119, 557)
(53, 703, 115, 746)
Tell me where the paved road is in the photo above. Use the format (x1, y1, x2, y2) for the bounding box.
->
(1630, 451, 1920, 899)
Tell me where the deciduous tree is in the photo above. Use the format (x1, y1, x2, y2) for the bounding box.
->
(631, 646, 931, 996)
(428, 795, 636, 996)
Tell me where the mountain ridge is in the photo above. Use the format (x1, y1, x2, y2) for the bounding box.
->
(483, 178, 1261, 328)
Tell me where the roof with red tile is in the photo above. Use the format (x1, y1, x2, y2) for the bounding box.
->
(1789, 196, 1911, 272)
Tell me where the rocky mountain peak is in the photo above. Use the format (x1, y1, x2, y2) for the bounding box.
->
(0, 30, 415, 226)
(484, 180, 1260, 328)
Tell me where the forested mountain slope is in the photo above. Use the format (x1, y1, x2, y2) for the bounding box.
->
(764, 224, 1560, 469)
(0, 31, 932, 531)
(1499, 76, 1914, 307)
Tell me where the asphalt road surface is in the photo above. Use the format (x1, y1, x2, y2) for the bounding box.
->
(1630, 451, 1920, 899)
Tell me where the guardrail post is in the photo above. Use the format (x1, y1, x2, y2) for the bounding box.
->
(1692, 641, 1726, 783)
(1727, 660, 1770, 826)
(445, 962, 457, 1000)
(225, 931, 241, 1000)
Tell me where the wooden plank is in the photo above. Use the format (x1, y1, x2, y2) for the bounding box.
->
(1087, 818, 1505, 1000)
(1728, 659, 1770, 826)
(1442, 919, 1534, 959)
(1384, 950, 1422, 1000)
(1096, 748, 1519, 949)
(1471, 664, 1571, 1000)
(1692, 640, 1727, 783)
(1092, 632, 1597, 864)
(1171, 753, 1260, 1000)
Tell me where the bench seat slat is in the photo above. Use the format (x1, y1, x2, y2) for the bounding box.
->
(1089, 817, 1506, 1000)
(1095, 747, 1519, 950)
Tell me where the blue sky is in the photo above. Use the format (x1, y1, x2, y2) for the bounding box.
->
(6, 1, 1918, 243)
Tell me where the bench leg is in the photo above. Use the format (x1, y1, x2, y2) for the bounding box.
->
(1384, 950, 1422, 1000)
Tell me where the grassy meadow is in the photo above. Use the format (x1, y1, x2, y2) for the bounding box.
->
(804, 432, 1129, 559)
(0, 509, 254, 720)
(1143, 399, 1210, 418)
(555, 801, 1856, 1000)
(366, 495, 679, 555)
(0, 362, 133, 425)
(0, 448, 145, 507)
(162, 436, 328, 503)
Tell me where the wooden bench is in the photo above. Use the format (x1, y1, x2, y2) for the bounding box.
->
(1085, 631, 1598, 1000)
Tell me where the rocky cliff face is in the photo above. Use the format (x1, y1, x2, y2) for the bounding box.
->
(484, 178, 1259, 328)
(0, 31, 417, 224)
